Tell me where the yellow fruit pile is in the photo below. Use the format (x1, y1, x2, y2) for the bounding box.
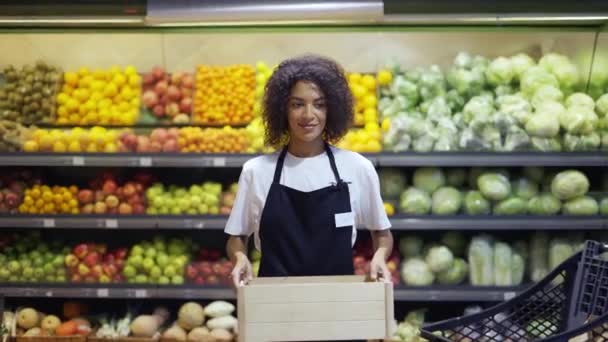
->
(55, 66, 141, 125)
(253, 61, 274, 117)
(348, 73, 378, 126)
(23, 127, 121, 153)
(337, 122, 382, 153)
(19, 185, 79, 214)
(178, 126, 250, 153)
(245, 117, 273, 153)
(193, 65, 255, 125)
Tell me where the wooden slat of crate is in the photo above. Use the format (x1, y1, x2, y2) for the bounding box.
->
(247, 320, 387, 341)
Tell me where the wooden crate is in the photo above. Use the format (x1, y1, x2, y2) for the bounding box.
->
(237, 275, 394, 342)
(15, 337, 87, 342)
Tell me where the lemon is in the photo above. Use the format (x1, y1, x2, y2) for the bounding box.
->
(365, 122, 380, 132)
(66, 98, 79, 111)
(78, 66, 90, 76)
(128, 74, 141, 88)
(23, 140, 39, 152)
(109, 65, 122, 75)
(366, 140, 382, 152)
(351, 84, 366, 99)
(56, 106, 68, 118)
(363, 94, 377, 108)
(52, 141, 67, 153)
(383, 202, 395, 216)
(86, 143, 98, 153)
(63, 72, 79, 86)
(124, 65, 137, 76)
(354, 113, 364, 126)
(363, 107, 378, 123)
(90, 126, 106, 135)
(120, 86, 134, 100)
(377, 69, 393, 86)
(98, 98, 112, 110)
(381, 118, 391, 132)
(104, 143, 118, 153)
(348, 73, 362, 84)
(112, 73, 127, 87)
(90, 92, 104, 102)
(130, 97, 141, 108)
(369, 130, 381, 141)
(362, 75, 377, 90)
(104, 83, 118, 97)
(56, 92, 69, 105)
(85, 111, 99, 124)
(67, 141, 81, 152)
(93, 69, 106, 80)
(79, 75, 93, 88)
(75, 88, 90, 102)
(69, 114, 80, 124)
(56, 117, 69, 125)
(91, 80, 105, 92)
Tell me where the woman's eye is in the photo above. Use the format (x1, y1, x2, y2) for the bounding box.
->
(291, 102, 303, 108)
(315, 103, 326, 109)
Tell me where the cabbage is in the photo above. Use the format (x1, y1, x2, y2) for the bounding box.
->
(400, 187, 432, 215)
(425, 245, 454, 273)
(446, 168, 466, 187)
(441, 232, 467, 257)
(527, 193, 562, 215)
(511, 53, 536, 78)
(530, 232, 549, 282)
(399, 236, 424, 257)
(563, 132, 601, 151)
(497, 93, 532, 124)
(531, 137, 562, 152)
(551, 170, 590, 200)
(401, 258, 434, 286)
(379, 168, 407, 200)
(437, 258, 468, 285)
(413, 133, 436, 152)
(525, 111, 560, 138)
(463, 95, 494, 123)
(596, 93, 608, 117)
(563, 196, 599, 215)
(464, 190, 491, 215)
(478, 173, 511, 201)
(468, 168, 486, 189)
(395, 322, 420, 342)
(538, 53, 580, 90)
(559, 107, 599, 134)
(549, 239, 574, 270)
(503, 126, 532, 151)
(419, 65, 447, 101)
(426, 96, 452, 121)
(531, 85, 564, 109)
(494, 242, 513, 286)
(565, 92, 595, 112)
(486, 57, 515, 85)
(600, 198, 608, 215)
(512, 177, 539, 199)
(404, 309, 427, 327)
(523, 167, 545, 183)
(521, 66, 559, 98)
(431, 187, 462, 215)
(512, 251, 526, 285)
(413, 167, 445, 194)
(493, 197, 528, 215)
(468, 235, 494, 286)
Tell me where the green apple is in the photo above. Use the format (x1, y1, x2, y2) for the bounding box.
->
(189, 185, 203, 196)
(165, 197, 175, 208)
(158, 276, 170, 285)
(170, 207, 182, 215)
(172, 258, 187, 271)
(33, 268, 44, 279)
(175, 189, 187, 198)
(164, 265, 177, 278)
(197, 203, 209, 215)
(131, 245, 144, 257)
(156, 253, 169, 267)
(33, 257, 44, 267)
(203, 193, 219, 206)
(45, 275, 56, 283)
(56, 269, 65, 277)
(158, 206, 169, 215)
(142, 258, 155, 272)
(8, 276, 18, 282)
(52, 255, 64, 268)
(152, 196, 164, 208)
(0, 269, 10, 280)
(190, 195, 202, 207)
(186, 208, 198, 215)
(56, 275, 67, 283)
(20, 259, 32, 268)
(147, 207, 158, 215)
(171, 275, 185, 285)
(145, 247, 157, 259)
(209, 206, 219, 215)
(43, 264, 55, 275)
(8, 260, 20, 273)
(150, 266, 162, 279)
(128, 255, 143, 268)
(135, 274, 148, 283)
(123, 265, 137, 278)
(23, 267, 34, 278)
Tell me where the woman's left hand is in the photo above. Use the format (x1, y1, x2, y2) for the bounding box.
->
(369, 251, 392, 283)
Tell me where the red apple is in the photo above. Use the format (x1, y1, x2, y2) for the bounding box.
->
(194, 276, 205, 285)
(132, 203, 145, 215)
(123, 183, 136, 197)
(179, 97, 192, 113)
(102, 264, 117, 277)
(143, 73, 156, 86)
(103, 254, 115, 264)
(152, 104, 165, 118)
(70, 274, 83, 283)
(77, 189, 94, 205)
(150, 128, 168, 142)
(136, 136, 151, 153)
(114, 248, 128, 260)
(167, 85, 181, 101)
(167, 128, 180, 140)
(171, 72, 184, 86)
(65, 254, 79, 267)
(142, 90, 159, 108)
(155, 80, 168, 94)
(73, 244, 89, 259)
(162, 139, 178, 152)
(186, 265, 198, 279)
(182, 74, 194, 89)
(118, 203, 133, 215)
(102, 180, 117, 195)
(151, 66, 165, 81)
(83, 251, 100, 268)
(165, 102, 179, 118)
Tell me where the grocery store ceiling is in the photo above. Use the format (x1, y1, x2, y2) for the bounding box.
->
(0, 0, 607, 27)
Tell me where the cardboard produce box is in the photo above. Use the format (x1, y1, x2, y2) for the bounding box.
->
(237, 275, 394, 342)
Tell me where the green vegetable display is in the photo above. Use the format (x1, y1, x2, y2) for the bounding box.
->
(379, 168, 407, 200)
(562, 196, 599, 215)
(550, 170, 590, 200)
(431, 186, 462, 215)
(400, 187, 432, 215)
(401, 258, 434, 286)
(425, 246, 454, 273)
(413, 167, 445, 194)
(478, 173, 511, 201)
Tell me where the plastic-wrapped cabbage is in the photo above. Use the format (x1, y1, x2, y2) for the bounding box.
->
(512, 250, 526, 285)
(563, 132, 601, 151)
(468, 168, 486, 189)
(379, 168, 407, 200)
(464, 190, 491, 215)
(441, 232, 467, 257)
(563, 196, 599, 215)
(432, 187, 462, 215)
(539, 53, 580, 90)
(511, 53, 536, 79)
(399, 236, 424, 257)
(551, 170, 590, 200)
(459, 128, 492, 151)
(512, 177, 539, 199)
(413, 168, 445, 194)
(447, 67, 486, 97)
(495, 85, 515, 96)
(446, 90, 466, 113)
(493, 197, 528, 215)
(530, 232, 549, 282)
(480, 125, 502, 151)
(486, 56, 515, 85)
(391, 75, 420, 102)
(437, 258, 469, 285)
(433, 135, 458, 152)
(491, 112, 517, 136)
(478, 173, 511, 201)
(419, 65, 447, 101)
(400, 187, 432, 215)
(446, 168, 466, 187)
(407, 116, 434, 138)
(426, 96, 452, 121)
(525, 111, 560, 138)
(596, 93, 608, 117)
(549, 239, 574, 270)
(565, 92, 595, 112)
(531, 85, 564, 109)
(469, 235, 494, 286)
(523, 167, 545, 183)
(521, 66, 560, 98)
(463, 95, 495, 123)
(600, 198, 608, 215)
(494, 242, 513, 286)
(531, 137, 562, 152)
(527, 193, 562, 215)
(425, 245, 454, 273)
(503, 126, 532, 151)
(413, 133, 437, 152)
(497, 93, 532, 124)
(401, 258, 434, 286)
(559, 107, 599, 134)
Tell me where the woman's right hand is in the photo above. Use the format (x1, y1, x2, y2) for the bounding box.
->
(231, 252, 253, 288)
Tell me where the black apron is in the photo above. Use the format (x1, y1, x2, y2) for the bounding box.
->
(258, 143, 354, 277)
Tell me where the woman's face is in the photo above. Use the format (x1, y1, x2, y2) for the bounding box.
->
(287, 80, 327, 144)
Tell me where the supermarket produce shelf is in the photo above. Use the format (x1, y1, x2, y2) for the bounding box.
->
(0, 215, 604, 230)
(0, 152, 605, 168)
(0, 285, 529, 302)
(389, 215, 607, 230)
(376, 152, 607, 167)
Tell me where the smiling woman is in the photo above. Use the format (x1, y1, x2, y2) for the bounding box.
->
(224, 56, 394, 326)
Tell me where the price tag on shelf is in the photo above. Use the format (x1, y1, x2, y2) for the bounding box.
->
(72, 156, 85, 166)
(97, 289, 109, 298)
(105, 219, 118, 229)
(135, 289, 148, 298)
(139, 157, 152, 167)
(42, 218, 55, 228)
(212, 157, 226, 167)
(45, 291, 53, 297)
(504, 291, 516, 300)
(184, 220, 205, 229)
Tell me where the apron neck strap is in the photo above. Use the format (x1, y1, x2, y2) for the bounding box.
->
(272, 142, 342, 185)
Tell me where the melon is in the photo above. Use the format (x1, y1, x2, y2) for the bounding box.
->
(162, 325, 187, 341)
(130, 315, 160, 337)
(177, 302, 205, 331)
(17, 308, 39, 329)
(41, 315, 61, 332)
(187, 327, 210, 342)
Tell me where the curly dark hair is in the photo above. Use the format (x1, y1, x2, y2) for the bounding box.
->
(263, 55, 354, 147)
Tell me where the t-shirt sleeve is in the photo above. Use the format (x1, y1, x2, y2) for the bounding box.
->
(224, 163, 258, 236)
(357, 160, 392, 231)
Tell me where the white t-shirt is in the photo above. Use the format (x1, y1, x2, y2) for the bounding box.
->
(224, 146, 391, 251)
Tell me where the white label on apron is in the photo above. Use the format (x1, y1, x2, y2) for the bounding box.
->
(334, 212, 354, 228)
